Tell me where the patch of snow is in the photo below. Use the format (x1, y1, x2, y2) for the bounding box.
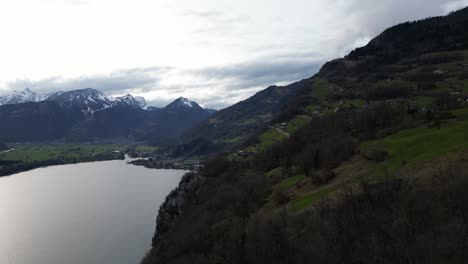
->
(0, 88, 149, 112)
(134, 96, 147, 108)
(0, 88, 52, 105)
(179, 97, 194, 107)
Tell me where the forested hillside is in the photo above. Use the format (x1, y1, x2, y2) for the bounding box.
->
(142, 7, 468, 264)
(179, 80, 308, 151)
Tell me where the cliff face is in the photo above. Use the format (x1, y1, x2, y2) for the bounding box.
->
(152, 172, 205, 246)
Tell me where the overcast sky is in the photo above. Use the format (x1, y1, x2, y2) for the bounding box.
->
(0, 0, 466, 109)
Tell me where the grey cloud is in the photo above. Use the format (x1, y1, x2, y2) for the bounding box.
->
(148, 86, 264, 110)
(6, 0, 466, 110)
(5, 55, 322, 110)
(202, 87, 263, 110)
(137, 53, 323, 109)
(190, 57, 322, 90)
(125, 56, 322, 109)
(442, 0, 468, 13)
(336, 0, 456, 41)
(177, 56, 323, 109)
(7, 66, 170, 95)
(183, 8, 251, 35)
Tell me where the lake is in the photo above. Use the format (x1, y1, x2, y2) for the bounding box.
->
(0, 158, 186, 264)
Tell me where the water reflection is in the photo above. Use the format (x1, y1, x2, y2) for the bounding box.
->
(0, 159, 185, 264)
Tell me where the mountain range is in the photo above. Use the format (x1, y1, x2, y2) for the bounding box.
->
(0, 88, 216, 142)
(5, 7, 468, 149)
(0, 81, 300, 146)
(0, 88, 52, 105)
(0, 88, 148, 112)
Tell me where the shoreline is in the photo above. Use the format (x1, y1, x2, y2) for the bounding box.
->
(129, 156, 204, 171)
(0, 153, 126, 177)
(0, 153, 198, 177)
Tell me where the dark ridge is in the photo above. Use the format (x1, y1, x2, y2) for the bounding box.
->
(347, 7, 468, 62)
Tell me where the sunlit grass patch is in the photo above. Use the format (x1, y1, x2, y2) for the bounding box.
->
(258, 129, 287, 151)
(277, 175, 306, 189)
(284, 116, 310, 134)
(362, 114, 468, 176)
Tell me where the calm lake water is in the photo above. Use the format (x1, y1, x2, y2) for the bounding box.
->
(0, 158, 185, 264)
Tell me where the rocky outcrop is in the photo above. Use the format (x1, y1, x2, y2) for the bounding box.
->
(152, 172, 205, 246)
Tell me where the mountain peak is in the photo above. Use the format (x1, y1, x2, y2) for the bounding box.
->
(45, 88, 112, 114)
(165, 97, 203, 111)
(0, 88, 49, 105)
(112, 94, 147, 109)
(178, 97, 195, 107)
(134, 96, 147, 108)
(17, 88, 37, 98)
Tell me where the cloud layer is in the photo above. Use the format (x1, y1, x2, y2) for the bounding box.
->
(0, 0, 465, 109)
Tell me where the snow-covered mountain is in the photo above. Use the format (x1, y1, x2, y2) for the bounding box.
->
(0, 91, 217, 142)
(111, 94, 148, 109)
(46, 88, 114, 114)
(0, 88, 150, 113)
(164, 97, 204, 111)
(0, 88, 52, 105)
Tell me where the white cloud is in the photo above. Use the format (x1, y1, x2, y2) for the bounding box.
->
(0, 0, 465, 109)
(442, 0, 468, 13)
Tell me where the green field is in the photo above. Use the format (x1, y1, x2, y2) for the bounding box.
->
(410, 96, 434, 108)
(277, 175, 306, 189)
(362, 108, 468, 176)
(290, 185, 339, 211)
(284, 116, 310, 134)
(257, 129, 288, 151)
(310, 78, 335, 100)
(0, 143, 126, 162)
(266, 167, 284, 178)
(131, 145, 159, 153)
